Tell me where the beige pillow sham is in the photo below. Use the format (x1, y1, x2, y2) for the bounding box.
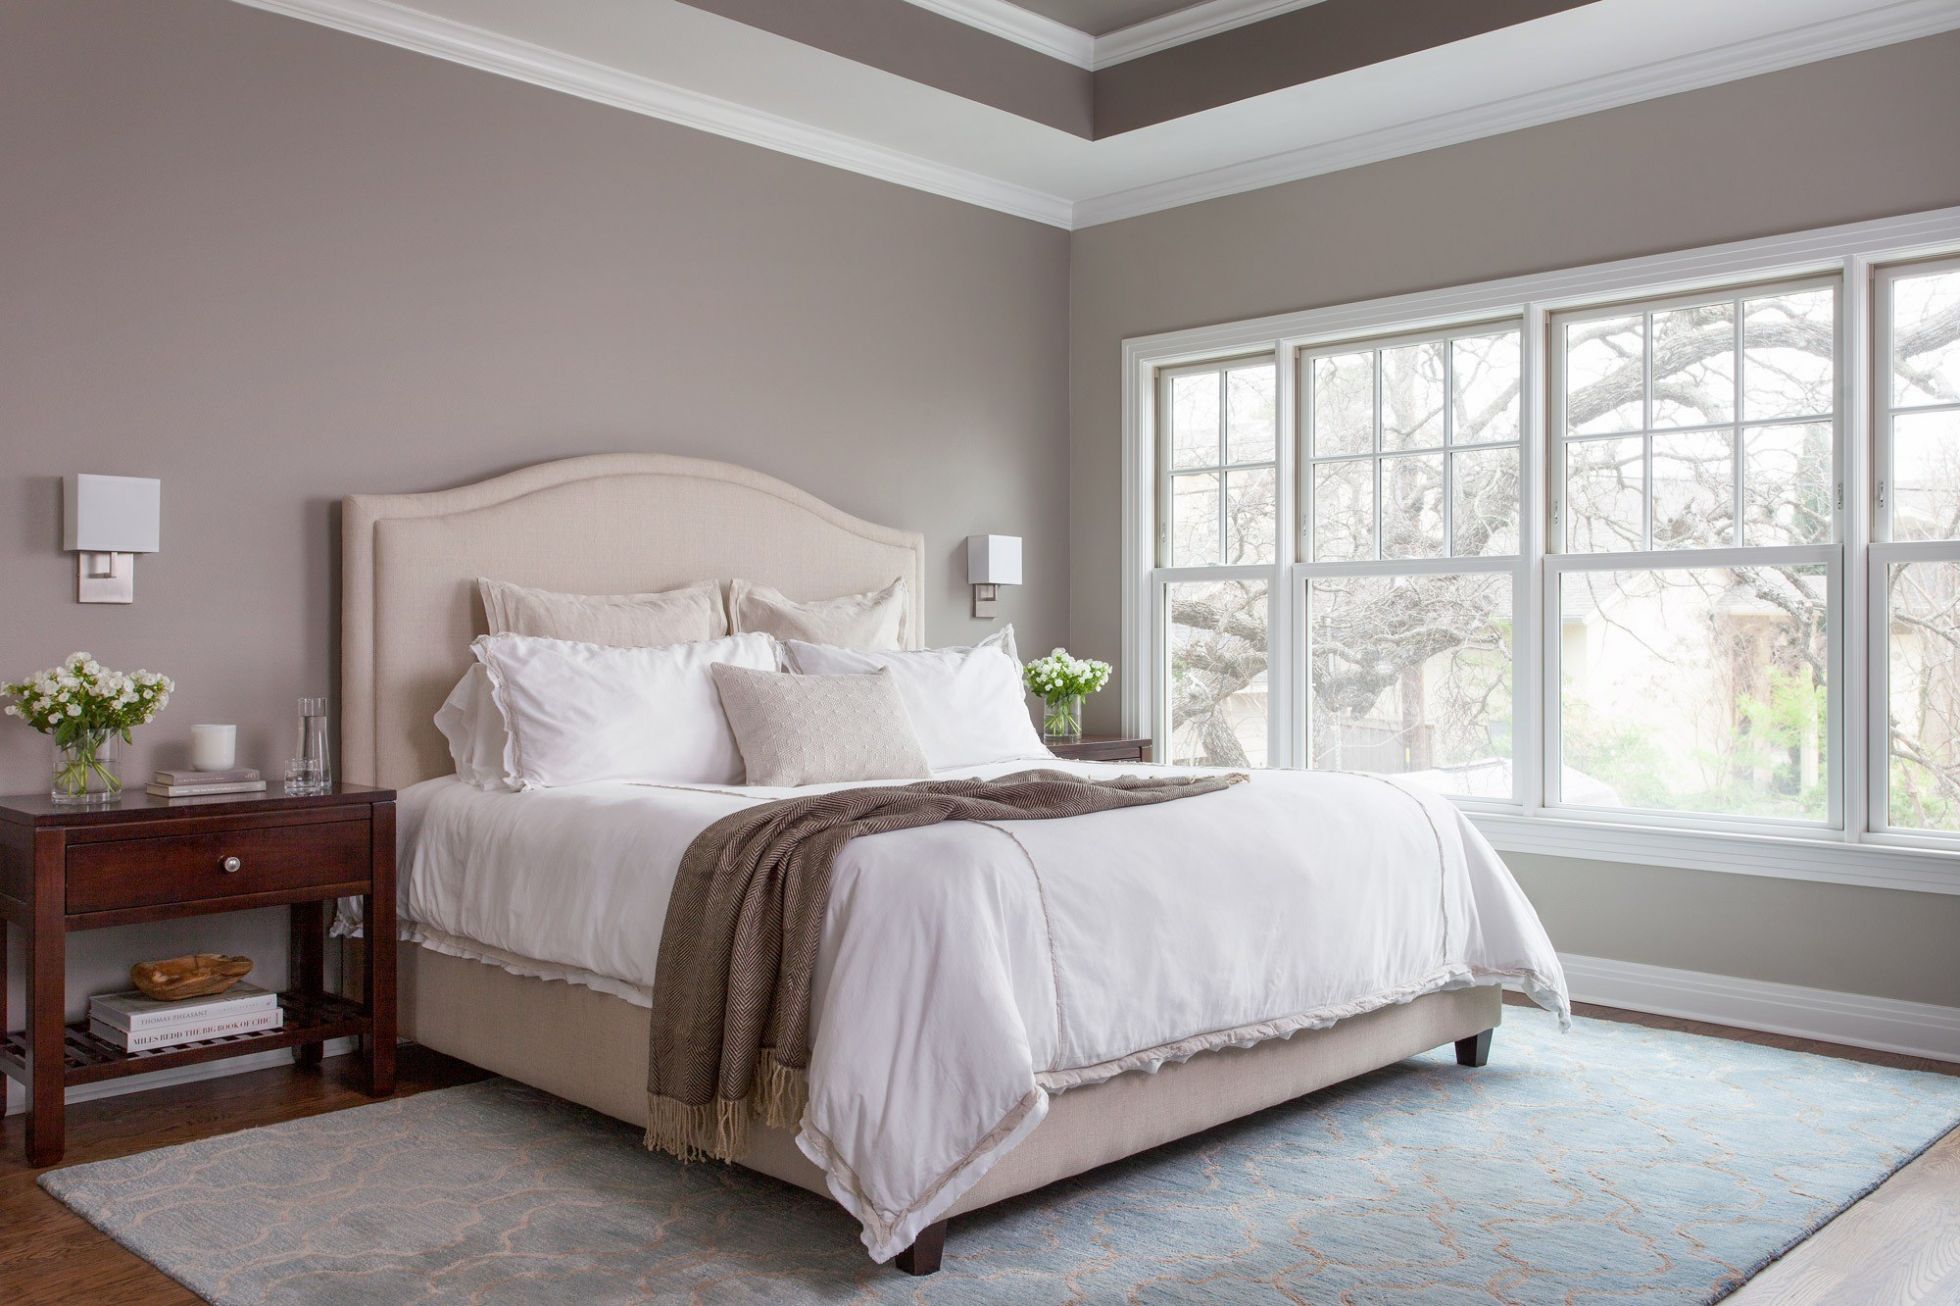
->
(726, 576, 907, 650)
(478, 577, 727, 647)
(710, 663, 930, 787)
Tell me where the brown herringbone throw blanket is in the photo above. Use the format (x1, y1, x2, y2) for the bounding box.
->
(644, 767, 1244, 1162)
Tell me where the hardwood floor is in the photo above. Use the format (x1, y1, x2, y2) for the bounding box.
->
(0, 1008, 1953, 1304)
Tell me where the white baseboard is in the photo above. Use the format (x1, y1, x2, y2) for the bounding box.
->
(1554, 953, 1960, 1064)
(4, 1036, 360, 1117)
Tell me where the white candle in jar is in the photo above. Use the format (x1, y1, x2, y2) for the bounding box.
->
(190, 723, 237, 771)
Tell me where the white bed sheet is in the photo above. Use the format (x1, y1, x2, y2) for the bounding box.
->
(395, 761, 1569, 1261)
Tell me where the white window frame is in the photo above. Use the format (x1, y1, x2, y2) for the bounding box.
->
(1546, 275, 1845, 833)
(1296, 319, 1529, 801)
(1120, 205, 1960, 895)
(1153, 352, 1288, 767)
(1868, 255, 1960, 851)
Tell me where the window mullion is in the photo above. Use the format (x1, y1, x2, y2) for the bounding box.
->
(1732, 301, 1746, 546)
(1372, 351, 1384, 561)
(1521, 304, 1550, 813)
(1215, 375, 1229, 564)
(1642, 312, 1655, 551)
(1843, 255, 1871, 842)
(1442, 339, 1456, 559)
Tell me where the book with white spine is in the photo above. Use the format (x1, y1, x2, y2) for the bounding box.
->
(89, 982, 278, 1033)
(89, 1008, 284, 1052)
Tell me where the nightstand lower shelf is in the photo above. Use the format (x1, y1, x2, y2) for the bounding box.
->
(0, 990, 369, 1088)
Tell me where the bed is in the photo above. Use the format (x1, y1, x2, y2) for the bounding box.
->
(341, 453, 1568, 1273)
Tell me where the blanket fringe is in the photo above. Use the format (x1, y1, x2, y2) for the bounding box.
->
(644, 1053, 809, 1163)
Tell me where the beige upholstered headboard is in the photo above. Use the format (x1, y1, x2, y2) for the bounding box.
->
(341, 454, 926, 789)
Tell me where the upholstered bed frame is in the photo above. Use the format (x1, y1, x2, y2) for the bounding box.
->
(340, 453, 1500, 1274)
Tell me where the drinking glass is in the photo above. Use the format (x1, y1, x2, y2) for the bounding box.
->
(286, 697, 332, 794)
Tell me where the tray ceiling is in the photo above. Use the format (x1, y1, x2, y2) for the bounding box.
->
(234, 0, 1960, 229)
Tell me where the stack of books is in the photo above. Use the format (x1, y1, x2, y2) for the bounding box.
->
(88, 983, 283, 1052)
(146, 767, 265, 798)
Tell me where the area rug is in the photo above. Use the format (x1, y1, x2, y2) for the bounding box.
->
(41, 1011, 1960, 1305)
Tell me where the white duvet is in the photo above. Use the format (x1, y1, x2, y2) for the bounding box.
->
(396, 761, 1570, 1261)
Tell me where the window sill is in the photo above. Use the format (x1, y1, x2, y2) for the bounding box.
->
(1469, 810, 1960, 895)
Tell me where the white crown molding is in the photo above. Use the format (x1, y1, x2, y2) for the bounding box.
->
(233, 0, 1960, 232)
(1073, 0, 1960, 226)
(901, 0, 1095, 67)
(230, 0, 1076, 228)
(1090, 0, 1325, 68)
(902, 0, 1328, 70)
(1554, 954, 1960, 1064)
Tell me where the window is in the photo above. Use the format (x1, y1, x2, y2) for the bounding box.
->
(1158, 356, 1277, 766)
(1302, 325, 1524, 798)
(1550, 280, 1839, 825)
(1127, 208, 1960, 887)
(1874, 258, 1960, 837)
(1163, 359, 1277, 567)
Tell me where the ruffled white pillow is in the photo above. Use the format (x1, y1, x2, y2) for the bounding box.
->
(783, 626, 1046, 771)
(469, 631, 778, 788)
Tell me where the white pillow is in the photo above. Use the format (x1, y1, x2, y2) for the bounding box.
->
(471, 632, 778, 789)
(728, 577, 907, 649)
(710, 664, 930, 787)
(783, 626, 1047, 770)
(479, 577, 726, 646)
(434, 664, 517, 790)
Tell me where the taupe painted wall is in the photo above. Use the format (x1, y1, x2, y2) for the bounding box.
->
(1069, 31, 1960, 1007)
(0, 0, 1069, 1064)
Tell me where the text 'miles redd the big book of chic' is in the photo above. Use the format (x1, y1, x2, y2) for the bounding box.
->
(87, 982, 283, 1051)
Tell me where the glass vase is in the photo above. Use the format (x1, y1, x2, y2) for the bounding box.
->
(52, 729, 121, 805)
(1042, 694, 1084, 743)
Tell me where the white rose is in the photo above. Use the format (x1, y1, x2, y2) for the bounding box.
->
(66, 704, 81, 717)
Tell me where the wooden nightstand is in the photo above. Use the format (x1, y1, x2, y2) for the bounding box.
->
(0, 783, 396, 1165)
(1047, 735, 1154, 763)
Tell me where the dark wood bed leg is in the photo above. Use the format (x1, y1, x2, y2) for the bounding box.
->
(1455, 1029, 1493, 1067)
(894, 1220, 947, 1276)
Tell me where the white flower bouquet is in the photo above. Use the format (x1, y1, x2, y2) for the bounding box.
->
(4, 652, 173, 803)
(1022, 648, 1111, 742)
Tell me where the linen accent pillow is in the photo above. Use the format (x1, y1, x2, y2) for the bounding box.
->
(478, 577, 727, 647)
(727, 577, 907, 649)
(709, 664, 930, 787)
(783, 626, 1048, 770)
(471, 631, 778, 789)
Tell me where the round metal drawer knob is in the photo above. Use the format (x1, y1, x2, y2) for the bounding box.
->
(221, 855, 242, 873)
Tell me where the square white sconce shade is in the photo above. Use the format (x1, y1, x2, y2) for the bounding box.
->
(966, 534, 1022, 618)
(65, 473, 161, 604)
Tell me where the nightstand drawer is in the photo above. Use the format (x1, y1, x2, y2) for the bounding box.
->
(65, 819, 370, 915)
(1049, 737, 1152, 763)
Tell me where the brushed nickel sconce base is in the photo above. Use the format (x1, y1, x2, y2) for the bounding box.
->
(77, 551, 135, 604)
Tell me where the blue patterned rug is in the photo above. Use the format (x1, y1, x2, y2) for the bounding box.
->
(41, 1011, 1960, 1304)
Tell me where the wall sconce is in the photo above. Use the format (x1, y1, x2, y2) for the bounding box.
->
(966, 534, 1021, 619)
(65, 474, 160, 604)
